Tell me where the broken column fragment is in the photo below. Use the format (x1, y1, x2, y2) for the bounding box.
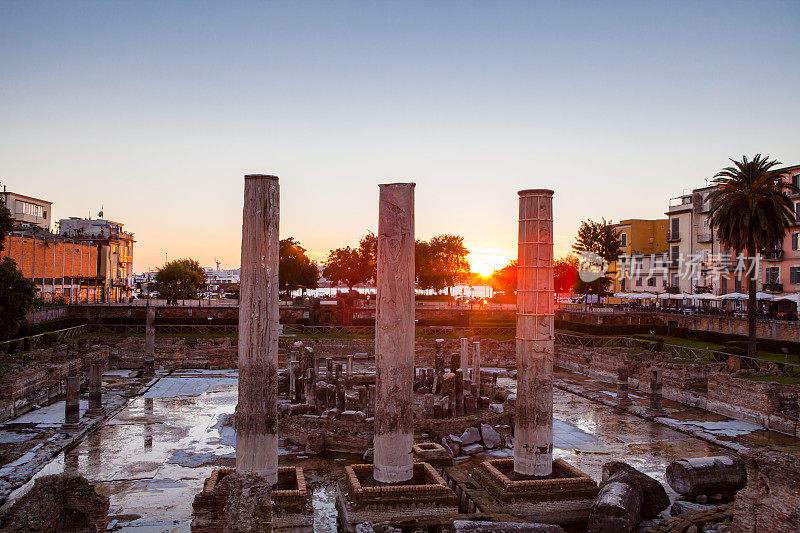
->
(63, 375, 82, 430)
(86, 361, 104, 417)
(472, 340, 481, 396)
(460, 337, 469, 376)
(666, 456, 747, 498)
(647, 368, 666, 415)
(234, 174, 280, 485)
(144, 305, 155, 377)
(514, 189, 554, 477)
(373, 182, 415, 484)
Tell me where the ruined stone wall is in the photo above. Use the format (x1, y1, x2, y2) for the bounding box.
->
(733, 448, 800, 533)
(707, 375, 799, 436)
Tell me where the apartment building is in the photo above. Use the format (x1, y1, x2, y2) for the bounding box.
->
(610, 219, 669, 294)
(1, 191, 52, 229)
(764, 164, 800, 295)
(665, 163, 800, 297)
(59, 217, 135, 302)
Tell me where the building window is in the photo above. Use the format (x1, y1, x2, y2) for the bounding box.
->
(793, 233, 799, 251)
(15, 200, 44, 218)
(795, 201, 800, 223)
(735, 277, 742, 293)
(620, 233, 627, 247)
(790, 266, 800, 285)
(765, 266, 780, 284)
(621, 278, 626, 291)
(647, 277, 656, 287)
(721, 276, 728, 294)
(635, 277, 642, 287)
(793, 174, 800, 190)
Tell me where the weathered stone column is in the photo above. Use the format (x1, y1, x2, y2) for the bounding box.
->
(63, 375, 82, 430)
(514, 189, 554, 477)
(460, 338, 469, 375)
(616, 365, 632, 406)
(86, 362, 104, 417)
(373, 182, 415, 484)
(472, 340, 481, 396)
(648, 368, 666, 415)
(144, 306, 155, 377)
(235, 174, 279, 485)
(434, 339, 445, 377)
(454, 369, 465, 416)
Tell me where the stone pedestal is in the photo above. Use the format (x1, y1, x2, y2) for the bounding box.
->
(514, 189, 554, 477)
(143, 306, 155, 377)
(86, 362, 105, 417)
(235, 174, 280, 485)
(62, 376, 83, 431)
(373, 182, 415, 484)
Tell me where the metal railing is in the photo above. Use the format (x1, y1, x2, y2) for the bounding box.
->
(0, 324, 88, 353)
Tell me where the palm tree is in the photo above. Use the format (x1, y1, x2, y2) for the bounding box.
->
(707, 154, 799, 358)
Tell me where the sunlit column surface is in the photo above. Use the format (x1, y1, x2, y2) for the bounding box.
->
(373, 182, 415, 483)
(235, 174, 280, 485)
(514, 189, 554, 477)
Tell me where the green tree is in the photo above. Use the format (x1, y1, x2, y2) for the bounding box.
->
(0, 203, 13, 251)
(358, 231, 378, 283)
(415, 234, 470, 293)
(154, 258, 205, 300)
(0, 257, 37, 340)
(490, 259, 517, 297)
(707, 154, 799, 358)
(554, 255, 578, 298)
(279, 237, 318, 297)
(571, 219, 621, 297)
(323, 246, 369, 291)
(0, 204, 37, 339)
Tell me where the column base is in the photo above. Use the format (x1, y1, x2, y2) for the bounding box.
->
(473, 457, 599, 525)
(336, 462, 458, 531)
(85, 408, 106, 418)
(61, 422, 84, 432)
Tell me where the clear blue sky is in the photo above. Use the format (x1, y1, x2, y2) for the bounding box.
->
(2, 1, 798, 272)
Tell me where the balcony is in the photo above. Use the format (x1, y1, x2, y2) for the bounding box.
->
(667, 231, 681, 242)
(697, 232, 712, 243)
(761, 250, 784, 261)
(762, 283, 783, 293)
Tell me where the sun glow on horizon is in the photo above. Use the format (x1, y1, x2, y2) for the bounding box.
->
(467, 246, 516, 277)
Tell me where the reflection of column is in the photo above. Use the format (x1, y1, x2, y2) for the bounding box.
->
(144, 397, 154, 450)
(235, 175, 280, 486)
(65, 451, 79, 473)
(144, 306, 155, 377)
(514, 189, 554, 477)
(373, 183, 415, 484)
(88, 430, 102, 473)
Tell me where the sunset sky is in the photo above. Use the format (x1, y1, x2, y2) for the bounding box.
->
(2, 1, 799, 274)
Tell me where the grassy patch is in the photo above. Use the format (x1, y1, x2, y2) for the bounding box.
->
(740, 375, 800, 385)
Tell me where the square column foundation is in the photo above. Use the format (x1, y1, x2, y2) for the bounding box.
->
(473, 457, 599, 525)
(336, 462, 458, 532)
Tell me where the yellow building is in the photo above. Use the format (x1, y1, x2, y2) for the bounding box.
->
(610, 219, 669, 295)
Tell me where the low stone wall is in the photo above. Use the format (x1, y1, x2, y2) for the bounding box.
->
(707, 375, 799, 437)
(556, 309, 800, 343)
(733, 448, 800, 532)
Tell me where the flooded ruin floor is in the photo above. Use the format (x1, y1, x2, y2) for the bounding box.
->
(3, 366, 796, 532)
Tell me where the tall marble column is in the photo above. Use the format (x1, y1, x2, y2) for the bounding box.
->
(235, 174, 280, 485)
(514, 189, 554, 477)
(373, 182, 415, 484)
(144, 306, 155, 377)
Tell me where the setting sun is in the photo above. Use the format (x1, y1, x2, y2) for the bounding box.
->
(467, 246, 516, 277)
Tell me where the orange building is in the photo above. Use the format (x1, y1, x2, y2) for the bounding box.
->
(2, 231, 105, 303)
